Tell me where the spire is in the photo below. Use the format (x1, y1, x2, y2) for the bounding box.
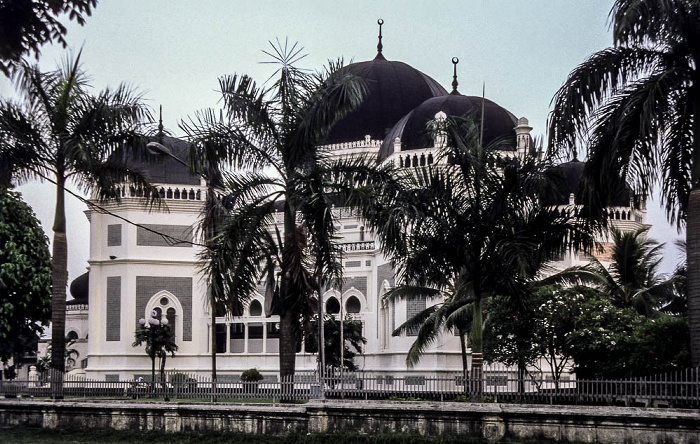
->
(157, 105, 164, 141)
(451, 57, 460, 94)
(572, 146, 579, 162)
(375, 19, 386, 60)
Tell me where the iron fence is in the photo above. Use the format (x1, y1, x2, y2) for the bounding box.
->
(2, 367, 699, 408)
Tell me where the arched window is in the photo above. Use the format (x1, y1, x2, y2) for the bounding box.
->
(346, 296, 361, 314)
(326, 297, 340, 314)
(166, 307, 177, 338)
(66, 331, 79, 341)
(249, 299, 263, 316)
(427, 153, 434, 165)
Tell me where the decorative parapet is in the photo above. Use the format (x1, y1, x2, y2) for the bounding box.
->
(114, 183, 208, 202)
(318, 135, 383, 152)
(340, 241, 376, 252)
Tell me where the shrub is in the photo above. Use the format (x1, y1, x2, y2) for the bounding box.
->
(240, 368, 264, 382)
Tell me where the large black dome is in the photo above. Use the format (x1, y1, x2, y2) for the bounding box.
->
(379, 92, 518, 160)
(325, 54, 448, 145)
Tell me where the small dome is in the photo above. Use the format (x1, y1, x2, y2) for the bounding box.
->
(325, 55, 448, 145)
(546, 160, 632, 207)
(68, 272, 89, 305)
(379, 94, 518, 160)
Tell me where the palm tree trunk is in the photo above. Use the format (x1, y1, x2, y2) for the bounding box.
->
(471, 296, 483, 402)
(151, 353, 156, 386)
(279, 204, 297, 402)
(459, 329, 468, 396)
(689, 77, 700, 368)
(688, 188, 700, 367)
(50, 175, 68, 400)
(279, 310, 297, 401)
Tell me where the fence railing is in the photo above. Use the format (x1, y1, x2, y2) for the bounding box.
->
(2, 367, 699, 408)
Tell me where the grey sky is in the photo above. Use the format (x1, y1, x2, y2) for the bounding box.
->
(0, 1, 684, 284)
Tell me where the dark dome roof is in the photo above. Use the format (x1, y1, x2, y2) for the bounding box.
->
(546, 160, 632, 207)
(68, 271, 89, 305)
(379, 93, 518, 160)
(129, 136, 201, 186)
(325, 55, 448, 145)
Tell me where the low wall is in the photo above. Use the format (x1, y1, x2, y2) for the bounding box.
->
(1, 399, 699, 443)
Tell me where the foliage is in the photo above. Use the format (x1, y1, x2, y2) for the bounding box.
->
(184, 39, 391, 380)
(306, 314, 366, 371)
(240, 368, 264, 382)
(547, 0, 700, 366)
(484, 286, 597, 382)
(544, 228, 679, 317)
(0, 52, 154, 379)
(562, 290, 690, 379)
(0, 0, 97, 76)
(0, 189, 51, 377)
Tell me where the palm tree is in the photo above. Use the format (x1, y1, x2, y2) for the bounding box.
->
(183, 40, 391, 389)
(544, 228, 677, 317)
(133, 311, 178, 394)
(0, 53, 153, 397)
(374, 117, 592, 400)
(548, 0, 700, 365)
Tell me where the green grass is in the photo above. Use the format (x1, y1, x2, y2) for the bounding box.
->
(0, 428, 562, 444)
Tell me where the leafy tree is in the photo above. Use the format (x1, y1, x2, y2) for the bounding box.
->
(562, 290, 690, 379)
(0, 189, 51, 378)
(0, 0, 97, 76)
(306, 314, 365, 371)
(374, 117, 592, 400)
(484, 286, 597, 388)
(0, 53, 154, 397)
(132, 311, 178, 385)
(548, 0, 700, 365)
(184, 40, 390, 390)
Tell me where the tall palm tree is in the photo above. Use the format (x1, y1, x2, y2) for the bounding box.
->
(548, 0, 700, 365)
(544, 228, 677, 317)
(183, 40, 392, 388)
(0, 53, 153, 397)
(374, 117, 592, 400)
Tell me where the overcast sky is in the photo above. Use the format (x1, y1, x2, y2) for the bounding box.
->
(0, 0, 685, 285)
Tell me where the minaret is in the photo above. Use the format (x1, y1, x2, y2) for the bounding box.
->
(514, 117, 533, 157)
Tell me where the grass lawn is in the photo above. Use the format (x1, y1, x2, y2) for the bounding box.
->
(0, 428, 552, 443)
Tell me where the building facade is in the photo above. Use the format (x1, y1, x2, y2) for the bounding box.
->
(70, 38, 647, 382)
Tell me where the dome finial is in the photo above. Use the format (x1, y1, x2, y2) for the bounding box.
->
(451, 57, 460, 94)
(157, 105, 164, 140)
(375, 19, 386, 60)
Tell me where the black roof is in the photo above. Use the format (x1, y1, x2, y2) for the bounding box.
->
(379, 93, 518, 160)
(325, 55, 448, 145)
(546, 160, 633, 207)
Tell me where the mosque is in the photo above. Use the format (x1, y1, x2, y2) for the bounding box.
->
(57, 22, 648, 382)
